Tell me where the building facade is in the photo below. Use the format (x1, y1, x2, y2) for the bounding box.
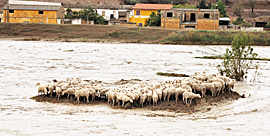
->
(3, 1, 65, 24)
(129, 3, 172, 27)
(161, 9, 219, 30)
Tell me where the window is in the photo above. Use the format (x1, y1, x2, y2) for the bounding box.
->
(167, 12, 173, 17)
(102, 11, 105, 16)
(136, 10, 140, 16)
(204, 13, 210, 19)
(39, 11, 43, 14)
(9, 10, 14, 13)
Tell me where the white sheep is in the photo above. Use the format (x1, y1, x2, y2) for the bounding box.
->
(191, 82, 206, 97)
(116, 93, 133, 107)
(74, 88, 90, 104)
(174, 88, 187, 103)
(152, 91, 158, 105)
(201, 82, 216, 97)
(62, 88, 76, 100)
(48, 82, 58, 97)
(36, 83, 48, 96)
(162, 88, 169, 101)
(167, 87, 176, 102)
(146, 90, 153, 105)
(139, 93, 147, 108)
(55, 86, 62, 100)
(182, 91, 201, 104)
(106, 91, 117, 106)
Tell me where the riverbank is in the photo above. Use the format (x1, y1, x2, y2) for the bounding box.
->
(1, 23, 270, 45)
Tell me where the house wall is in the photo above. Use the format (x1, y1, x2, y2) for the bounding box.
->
(161, 18, 180, 29)
(161, 9, 219, 30)
(197, 19, 219, 30)
(3, 9, 60, 24)
(96, 9, 129, 20)
(57, 6, 65, 19)
(129, 9, 157, 26)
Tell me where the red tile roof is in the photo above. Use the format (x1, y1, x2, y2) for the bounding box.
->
(133, 4, 173, 10)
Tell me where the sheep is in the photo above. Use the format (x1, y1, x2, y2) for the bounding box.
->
(191, 82, 207, 97)
(55, 86, 62, 100)
(152, 91, 158, 105)
(227, 78, 235, 91)
(208, 78, 226, 93)
(36, 83, 48, 96)
(156, 88, 163, 102)
(139, 93, 147, 108)
(106, 91, 117, 106)
(48, 82, 57, 97)
(182, 91, 201, 104)
(181, 84, 193, 92)
(62, 88, 76, 100)
(162, 88, 169, 101)
(147, 90, 152, 105)
(74, 88, 90, 104)
(116, 93, 133, 107)
(88, 88, 99, 101)
(201, 83, 216, 97)
(174, 88, 187, 103)
(167, 87, 176, 102)
(212, 82, 222, 96)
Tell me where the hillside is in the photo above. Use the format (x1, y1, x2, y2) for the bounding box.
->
(1, 0, 269, 22)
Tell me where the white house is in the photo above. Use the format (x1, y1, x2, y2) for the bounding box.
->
(96, 9, 130, 22)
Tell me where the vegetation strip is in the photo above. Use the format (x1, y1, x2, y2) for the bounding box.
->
(195, 56, 270, 61)
(156, 72, 190, 77)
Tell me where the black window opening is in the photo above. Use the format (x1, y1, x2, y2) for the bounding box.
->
(167, 12, 173, 17)
(39, 11, 44, 14)
(9, 10, 14, 13)
(204, 13, 209, 19)
(255, 22, 267, 27)
(190, 13, 196, 22)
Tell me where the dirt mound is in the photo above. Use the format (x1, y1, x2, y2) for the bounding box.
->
(30, 90, 242, 114)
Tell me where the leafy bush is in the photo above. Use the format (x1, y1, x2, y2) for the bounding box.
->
(173, 4, 197, 9)
(265, 23, 270, 28)
(146, 11, 161, 26)
(217, 33, 258, 81)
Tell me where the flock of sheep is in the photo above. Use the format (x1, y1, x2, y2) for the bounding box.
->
(36, 72, 235, 108)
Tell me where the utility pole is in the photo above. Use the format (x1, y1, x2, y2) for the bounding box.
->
(7, 1, 9, 23)
(214, 4, 217, 30)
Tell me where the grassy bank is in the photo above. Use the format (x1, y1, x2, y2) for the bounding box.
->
(0, 23, 270, 45)
(161, 30, 270, 46)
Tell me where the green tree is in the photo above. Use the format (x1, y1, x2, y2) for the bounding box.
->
(146, 11, 161, 26)
(211, 0, 229, 17)
(78, 6, 105, 24)
(65, 8, 73, 19)
(217, 33, 258, 81)
(197, 0, 208, 9)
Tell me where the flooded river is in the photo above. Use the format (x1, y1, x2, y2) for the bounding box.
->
(0, 40, 270, 135)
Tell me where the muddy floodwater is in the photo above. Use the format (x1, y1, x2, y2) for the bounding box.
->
(1, 40, 270, 135)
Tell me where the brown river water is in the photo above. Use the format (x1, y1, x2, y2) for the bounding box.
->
(0, 40, 270, 135)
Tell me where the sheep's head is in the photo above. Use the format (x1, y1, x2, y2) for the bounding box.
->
(129, 99, 133, 103)
(195, 94, 201, 99)
(36, 83, 40, 86)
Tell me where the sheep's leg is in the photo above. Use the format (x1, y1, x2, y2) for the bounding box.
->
(190, 99, 192, 104)
(77, 97, 80, 104)
(86, 96, 89, 103)
(122, 102, 125, 107)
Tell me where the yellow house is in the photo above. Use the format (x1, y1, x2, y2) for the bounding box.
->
(3, 1, 65, 24)
(129, 3, 172, 27)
